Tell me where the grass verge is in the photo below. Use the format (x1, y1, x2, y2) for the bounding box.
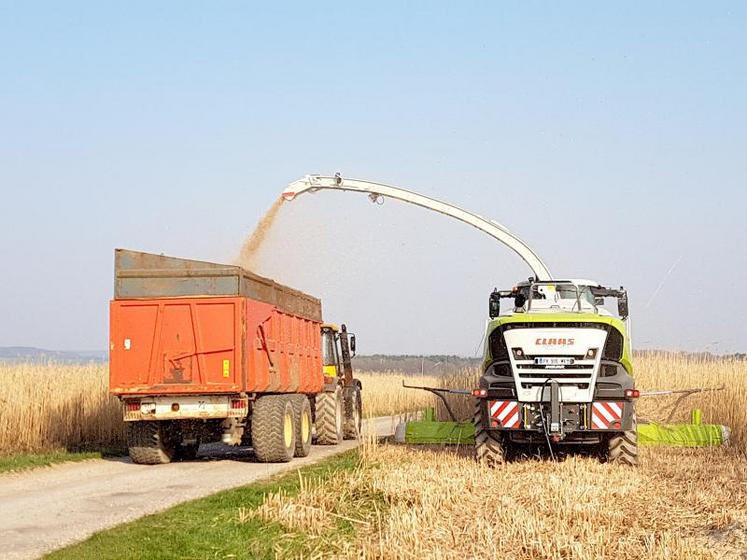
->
(45, 450, 360, 560)
(0, 450, 102, 474)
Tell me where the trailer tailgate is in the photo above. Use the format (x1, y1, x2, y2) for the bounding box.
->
(110, 297, 244, 395)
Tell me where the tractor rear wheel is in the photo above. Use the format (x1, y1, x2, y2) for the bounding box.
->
(174, 439, 200, 461)
(315, 386, 344, 445)
(127, 421, 176, 465)
(252, 395, 296, 463)
(474, 401, 505, 467)
(606, 423, 639, 466)
(290, 394, 313, 458)
(343, 385, 362, 440)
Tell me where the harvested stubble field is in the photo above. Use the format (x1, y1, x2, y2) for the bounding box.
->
(252, 441, 747, 559)
(243, 354, 747, 559)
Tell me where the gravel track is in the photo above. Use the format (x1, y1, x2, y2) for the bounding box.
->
(0, 416, 399, 560)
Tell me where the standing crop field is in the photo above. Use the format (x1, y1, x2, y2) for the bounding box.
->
(0, 354, 744, 455)
(0, 362, 124, 455)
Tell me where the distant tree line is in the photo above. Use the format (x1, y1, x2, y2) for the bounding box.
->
(353, 354, 480, 374)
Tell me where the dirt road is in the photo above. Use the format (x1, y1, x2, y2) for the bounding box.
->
(0, 416, 399, 560)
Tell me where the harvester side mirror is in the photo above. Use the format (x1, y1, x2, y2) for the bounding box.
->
(618, 296, 629, 319)
(514, 294, 527, 308)
(489, 293, 501, 319)
(350, 334, 356, 357)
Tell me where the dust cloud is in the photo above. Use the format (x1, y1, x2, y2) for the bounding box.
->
(237, 197, 285, 271)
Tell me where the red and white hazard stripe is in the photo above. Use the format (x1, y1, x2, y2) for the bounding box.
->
(591, 401, 623, 430)
(489, 400, 521, 429)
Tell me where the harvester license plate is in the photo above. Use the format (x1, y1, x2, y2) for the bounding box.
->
(535, 357, 574, 366)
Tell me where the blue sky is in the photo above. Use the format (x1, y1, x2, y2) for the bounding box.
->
(1, 2, 745, 354)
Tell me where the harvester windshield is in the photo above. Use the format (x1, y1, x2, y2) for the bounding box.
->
(490, 280, 629, 319)
(522, 282, 598, 313)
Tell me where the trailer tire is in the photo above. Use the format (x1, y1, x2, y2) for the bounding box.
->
(127, 421, 176, 465)
(252, 395, 296, 463)
(290, 395, 313, 458)
(343, 386, 362, 440)
(315, 387, 344, 445)
(474, 401, 505, 467)
(606, 422, 639, 467)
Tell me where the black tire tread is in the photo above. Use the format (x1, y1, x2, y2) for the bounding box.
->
(342, 386, 362, 440)
(252, 395, 296, 463)
(473, 401, 505, 467)
(289, 394, 312, 458)
(127, 421, 175, 465)
(607, 427, 639, 466)
(316, 388, 343, 445)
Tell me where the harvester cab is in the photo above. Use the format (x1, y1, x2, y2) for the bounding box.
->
(477, 278, 638, 465)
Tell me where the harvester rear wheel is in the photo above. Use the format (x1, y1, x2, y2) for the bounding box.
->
(606, 421, 639, 466)
(315, 386, 344, 445)
(343, 385, 362, 440)
(290, 394, 313, 458)
(474, 401, 505, 467)
(127, 421, 176, 465)
(251, 395, 296, 463)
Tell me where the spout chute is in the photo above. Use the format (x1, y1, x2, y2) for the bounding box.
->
(283, 174, 553, 281)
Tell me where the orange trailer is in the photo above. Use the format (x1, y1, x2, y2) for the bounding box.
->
(109, 250, 361, 465)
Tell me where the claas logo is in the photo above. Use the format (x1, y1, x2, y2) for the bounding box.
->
(535, 337, 575, 346)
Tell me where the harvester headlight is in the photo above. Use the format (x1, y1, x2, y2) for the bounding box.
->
(512, 348, 526, 359)
(585, 348, 598, 359)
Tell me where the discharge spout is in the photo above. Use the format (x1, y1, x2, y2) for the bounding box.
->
(283, 174, 553, 281)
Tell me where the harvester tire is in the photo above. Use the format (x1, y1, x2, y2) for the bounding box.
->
(251, 395, 296, 463)
(127, 421, 176, 465)
(315, 386, 344, 445)
(290, 394, 313, 458)
(606, 422, 639, 467)
(343, 385, 362, 440)
(474, 401, 505, 467)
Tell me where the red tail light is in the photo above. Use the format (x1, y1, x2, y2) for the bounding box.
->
(126, 400, 141, 412)
(472, 389, 488, 398)
(231, 399, 246, 409)
(624, 389, 640, 399)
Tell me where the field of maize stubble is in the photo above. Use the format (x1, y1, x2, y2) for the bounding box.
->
(0, 354, 745, 559)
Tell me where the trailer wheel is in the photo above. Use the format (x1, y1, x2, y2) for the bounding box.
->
(251, 395, 296, 463)
(127, 421, 176, 465)
(290, 395, 313, 457)
(343, 386, 362, 440)
(474, 401, 505, 467)
(315, 386, 344, 445)
(606, 420, 639, 466)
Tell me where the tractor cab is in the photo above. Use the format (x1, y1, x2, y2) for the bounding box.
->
(321, 323, 357, 387)
(319, 323, 362, 441)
